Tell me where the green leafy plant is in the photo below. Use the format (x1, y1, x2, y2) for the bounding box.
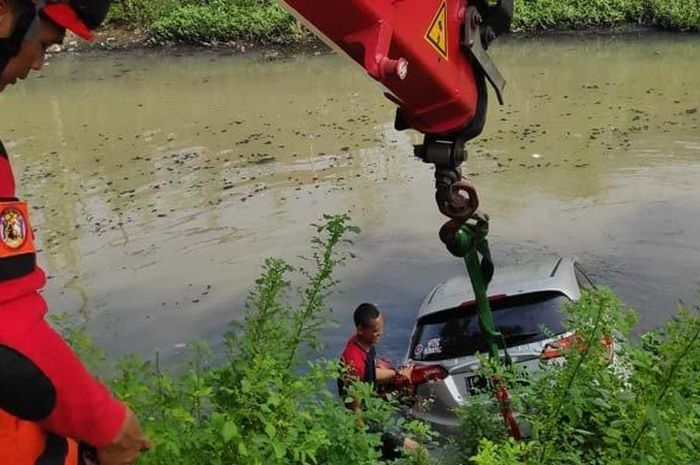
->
(108, 0, 698, 45)
(56, 214, 433, 465)
(459, 288, 700, 464)
(149, 0, 303, 44)
(107, 0, 184, 28)
(54, 215, 700, 464)
(513, 0, 700, 32)
(647, 0, 700, 31)
(513, 0, 646, 31)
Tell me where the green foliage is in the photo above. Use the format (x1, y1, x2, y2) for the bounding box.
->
(647, 0, 700, 31)
(455, 385, 508, 458)
(150, 1, 301, 44)
(459, 288, 700, 464)
(107, 0, 184, 28)
(469, 438, 531, 465)
(56, 214, 434, 465)
(513, 0, 700, 32)
(107, 0, 304, 43)
(393, 420, 440, 465)
(513, 0, 646, 31)
(54, 216, 700, 464)
(108, 0, 698, 44)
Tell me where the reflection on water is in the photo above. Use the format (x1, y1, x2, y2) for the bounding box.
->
(1, 34, 699, 362)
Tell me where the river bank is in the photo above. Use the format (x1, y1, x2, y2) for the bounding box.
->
(50, 0, 698, 53)
(51, 24, 695, 59)
(123, 0, 698, 45)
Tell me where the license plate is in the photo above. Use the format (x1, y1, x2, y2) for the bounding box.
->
(465, 374, 492, 396)
(466, 368, 531, 396)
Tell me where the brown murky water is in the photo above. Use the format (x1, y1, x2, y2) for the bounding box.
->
(1, 34, 699, 362)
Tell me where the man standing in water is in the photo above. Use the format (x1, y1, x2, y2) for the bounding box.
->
(338, 303, 417, 458)
(0, 1, 149, 464)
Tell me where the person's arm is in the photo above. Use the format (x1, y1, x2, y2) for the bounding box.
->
(375, 367, 397, 384)
(376, 365, 413, 384)
(0, 272, 150, 463)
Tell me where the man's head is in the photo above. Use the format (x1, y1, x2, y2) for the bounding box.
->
(0, 0, 110, 93)
(354, 303, 384, 347)
(0, 13, 62, 92)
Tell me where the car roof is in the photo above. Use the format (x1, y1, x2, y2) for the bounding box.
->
(417, 257, 581, 319)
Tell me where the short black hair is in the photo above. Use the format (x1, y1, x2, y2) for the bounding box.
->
(8, 0, 32, 14)
(354, 303, 380, 328)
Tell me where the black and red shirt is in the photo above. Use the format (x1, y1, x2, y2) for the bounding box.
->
(338, 335, 376, 398)
(0, 141, 125, 448)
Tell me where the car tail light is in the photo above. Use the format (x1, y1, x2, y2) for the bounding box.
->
(541, 333, 579, 360)
(410, 364, 448, 385)
(541, 333, 615, 364)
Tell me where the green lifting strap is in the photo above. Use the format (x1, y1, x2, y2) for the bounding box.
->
(451, 218, 511, 365)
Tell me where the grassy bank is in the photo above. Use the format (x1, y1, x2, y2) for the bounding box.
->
(108, 0, 306, 45)
(106, 0, 699, 46)
(513, 0, 700, 32)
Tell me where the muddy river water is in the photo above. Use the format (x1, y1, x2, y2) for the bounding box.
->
(1, 33, 699, 363)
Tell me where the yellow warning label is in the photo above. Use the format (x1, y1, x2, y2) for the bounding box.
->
(425, 0, 448, 60)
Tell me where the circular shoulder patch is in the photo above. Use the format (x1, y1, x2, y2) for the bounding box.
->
(0, 207, 28, 250)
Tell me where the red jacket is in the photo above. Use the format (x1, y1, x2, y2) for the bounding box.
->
(0, 141, 125, 447)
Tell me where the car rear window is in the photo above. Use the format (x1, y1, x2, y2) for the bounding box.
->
(410, 291, 568, 362)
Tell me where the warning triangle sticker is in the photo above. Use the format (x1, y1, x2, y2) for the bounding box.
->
(425, 1, 448, 60)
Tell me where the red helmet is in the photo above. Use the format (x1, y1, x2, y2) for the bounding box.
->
(39, 0, 111, 41)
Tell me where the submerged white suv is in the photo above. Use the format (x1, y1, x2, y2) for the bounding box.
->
(403, 257, 596, 433)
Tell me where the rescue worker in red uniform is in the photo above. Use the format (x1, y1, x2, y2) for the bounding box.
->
(0, 1, 150, 464)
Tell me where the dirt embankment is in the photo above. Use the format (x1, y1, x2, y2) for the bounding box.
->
(51, 23, 674, 58)
(51, 24, 318, 56)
